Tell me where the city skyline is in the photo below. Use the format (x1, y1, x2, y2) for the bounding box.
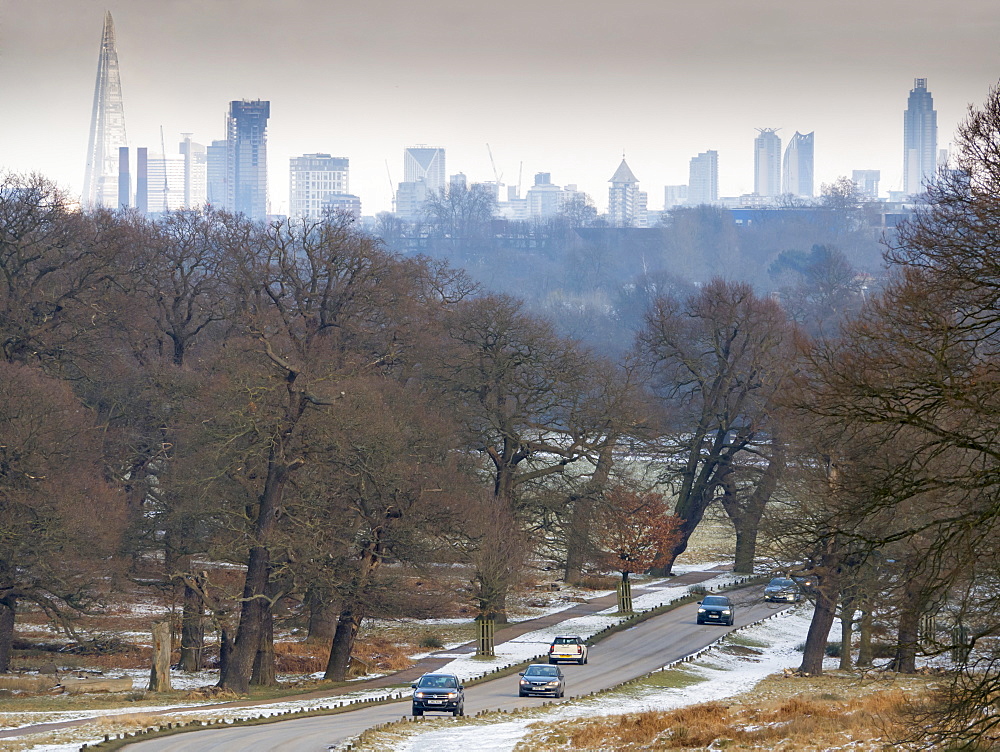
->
(2, 1, 998, 216)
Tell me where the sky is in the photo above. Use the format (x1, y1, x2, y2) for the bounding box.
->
(2, 0, 999, 216)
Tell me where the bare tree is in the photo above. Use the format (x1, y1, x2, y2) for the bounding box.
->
(0, 362, 127, 671)
(637, 279, 798, 573)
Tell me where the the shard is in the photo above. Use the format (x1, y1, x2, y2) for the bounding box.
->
(83, 11, 128, 208)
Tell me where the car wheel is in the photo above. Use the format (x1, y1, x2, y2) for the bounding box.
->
(558, 687, 565, 698)
(519, 690, 527, 697)
(728, 617, 735, 626)
(413, 708, 423, 717)
(578, 657, 585, 665)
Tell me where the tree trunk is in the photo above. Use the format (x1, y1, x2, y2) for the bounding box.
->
(179, 581, 205, 672)
(564, 495, 593, 583)
(856, 607, 873, 667)
(218, 628, 234, 680)
(149, 621, 172, 692)
(719, 441, 784, 575)
(324, 607, 361, 681)
(839, 600, 855, 671)
(564, 440, 616, 583)
(250, 605, 276, 686)
(0, 597, 16, 673)
(218, 544, 271, 694)
(891, 583, 923, 674)
(305, 590, 339, 644)
(799, 584, 838, 675)
(218, 450, 289, 694)
(799, 533, 842, 676)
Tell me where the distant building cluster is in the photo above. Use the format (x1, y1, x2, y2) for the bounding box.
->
(82, 13, 940, 227)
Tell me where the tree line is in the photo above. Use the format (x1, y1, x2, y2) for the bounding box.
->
(3, 82, 1000, 745)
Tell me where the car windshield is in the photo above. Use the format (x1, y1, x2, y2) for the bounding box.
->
(769, 578, 795, 587)
(525, 665, 559, 677)
(702, 596, 729, 606)
(553, 637, 579, 644)
(417, 675, 458, 688)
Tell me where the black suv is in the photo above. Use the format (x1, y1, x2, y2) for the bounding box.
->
(411, 672, 465, 716)
(696, 594, 735, 626)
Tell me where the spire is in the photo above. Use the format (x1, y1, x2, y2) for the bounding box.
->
(609, 158, 638, 184)
(83, 11, 128, 208)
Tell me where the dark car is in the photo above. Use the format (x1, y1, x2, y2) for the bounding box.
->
(411, 672, 465, 716)
(696, 594, 735, 626)
(763, 577, 802, 603)
(518, 663, 565, 697)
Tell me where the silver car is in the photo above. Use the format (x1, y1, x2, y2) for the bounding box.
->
(763, 577, 802, 603)
(518, 663, 565, 697)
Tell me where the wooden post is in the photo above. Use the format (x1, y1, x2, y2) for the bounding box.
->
(475, 615, 495, 657)
(149, 621, 172, 692)
(617, 579, 633, 614)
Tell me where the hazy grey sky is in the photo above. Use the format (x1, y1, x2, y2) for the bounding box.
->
(2, 0, 998, 215)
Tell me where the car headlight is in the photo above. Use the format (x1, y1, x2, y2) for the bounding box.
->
(446, 692, 458, 698)
(414, 692, 425, 698)
(520, 679, 529, 685)
(697, 608, 706, 613)
(546, 681, 558, 687)
(722, 610, 731, 615)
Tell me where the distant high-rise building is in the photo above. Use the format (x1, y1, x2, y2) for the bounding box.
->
(117, 147, 131, 209)
(903, 78, 938, 196)
(404, 147, 446, 194)
(688, 150, 719, 206)
(146, 153, 185, 214)
(206, 140, 227, 209)
(782, 131, 814, 198)
(852, 170, 881, 199)
(754, 129, 782, 197)
(289, 153, 350, 219)
(226, 100, 270, 220)
(608, 158, 644, 227)
(135, 147, 148, 214)
(179, 135, 207, 209)
(395, 181, 431, 221)
(664, 185, 688, 209)
(83, 12, 128, 208)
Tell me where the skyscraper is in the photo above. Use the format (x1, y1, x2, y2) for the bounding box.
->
(903, 78, 938, 196)
(403, 147, 446, 194)
(206, 140, 228, 209)
(226, 100, 270, 220)
(754, 129, 782, 197)
(608, 158, 645, 227)
(83, 12, 128, 208)
(852, 170, 881, 199)
(782, 131, 814, 198)
(688, 150, 719, 206)
(289, 153, 352, 219)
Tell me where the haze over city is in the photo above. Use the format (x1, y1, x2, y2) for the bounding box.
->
(2, 0, 999, 216)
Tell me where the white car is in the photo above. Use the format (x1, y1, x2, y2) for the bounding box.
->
(548, 634, 589, 664)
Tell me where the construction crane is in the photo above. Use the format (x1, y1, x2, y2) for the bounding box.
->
(486, 143, 503, 186)
(385, 160, 396, 212)
(159, 125, 169, 211)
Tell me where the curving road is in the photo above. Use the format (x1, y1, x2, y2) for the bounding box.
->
(127, 586, 787, 751)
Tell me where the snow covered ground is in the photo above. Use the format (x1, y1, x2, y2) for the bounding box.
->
(10, 567, 744, 751)
(392, 607, 827, 752)
(430, 570, 744, 682)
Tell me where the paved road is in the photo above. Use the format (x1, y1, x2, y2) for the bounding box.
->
(127, 586, 787, 751)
